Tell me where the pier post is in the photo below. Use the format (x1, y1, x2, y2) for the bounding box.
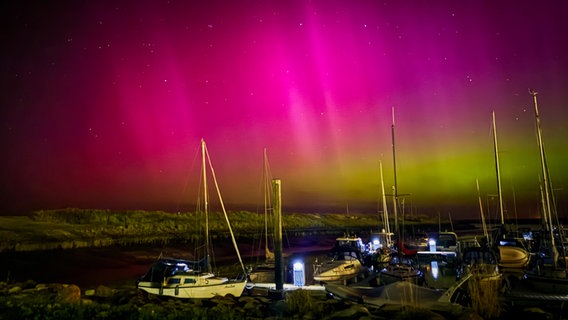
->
(272, 179, 285, 297)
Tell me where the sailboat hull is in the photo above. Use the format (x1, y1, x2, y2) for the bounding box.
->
(498, 246, 529, 269)
(313, 245, 367, 283)
(379, 263, 424, 286)
(524, 271, 568, 295)
(313, 261, 364, 283)
(138, 278, 247, 299)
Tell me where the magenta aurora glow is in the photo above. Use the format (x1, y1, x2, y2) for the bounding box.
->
(1, 1, 567, 220)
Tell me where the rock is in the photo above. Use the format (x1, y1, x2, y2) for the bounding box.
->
(270, 300, 288, 317)
(256, 296, 271, 304)
(211, 294, 237, 305)
(57, 284, 81, 303)
(48, 283, 66, 292)
(35, 283, 49, 290)
(237, 296, 257, 304)
(242, 299, 264, 318)
(242, 299, 261, 310)
(8, 286, 21, 294)
(95, 285, 114, 298)
(329, 305, 371, 319)
(112, 288, 138, 305)
(22, 279, 37, 289)
(85, 289, 96, 296)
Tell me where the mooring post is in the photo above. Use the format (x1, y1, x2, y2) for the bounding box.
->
(272, 179, 284, 296)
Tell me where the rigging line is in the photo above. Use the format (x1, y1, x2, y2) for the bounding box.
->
(176, 142, 202, 214)
(204, 141, 247, 275)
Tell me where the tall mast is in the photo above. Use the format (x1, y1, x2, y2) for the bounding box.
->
(379, 160, 391, 244)
(476, 178, 489, 240)
(391, 107, 399, 234)
(539, 179, 549, 229)
(201, 139, 211, 272)
(530, 89, 555, 247)
(263, 148, 271, 258)
(492, 111, 505, 226)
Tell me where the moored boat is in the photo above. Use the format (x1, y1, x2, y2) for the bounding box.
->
(247, 148, 279, 285)
(137, 258, 247, 298)
(456, 246, 500, 280)
(523, 269, 568, 294)
(313, 245, 368, 284)
(137, 139, 247, 298)
(379, 256, 424, 286)
(497, 238, 530, 269)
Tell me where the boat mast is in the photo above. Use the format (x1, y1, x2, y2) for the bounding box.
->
(530, 89, 555, 248)
(263, 148, 271, 259)
(492, 111, 505, 226)
(201, 139, 211, 272)
(379, 160, 391, 244)
(476, 178, 489, 240)
(391, 107, 399, 234)
(539, 178, 549, 230)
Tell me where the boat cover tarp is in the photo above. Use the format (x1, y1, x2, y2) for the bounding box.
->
(326, 281, 443, 307)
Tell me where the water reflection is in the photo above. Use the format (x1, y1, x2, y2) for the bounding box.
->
(431, 261, 439, 280)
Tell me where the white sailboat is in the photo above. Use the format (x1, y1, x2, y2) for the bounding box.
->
(137, 139, 247, 298)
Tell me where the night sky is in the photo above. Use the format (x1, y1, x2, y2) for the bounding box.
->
(1, 1, 567, 219)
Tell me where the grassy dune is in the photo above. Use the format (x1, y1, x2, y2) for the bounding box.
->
(0, 208, 395, 252)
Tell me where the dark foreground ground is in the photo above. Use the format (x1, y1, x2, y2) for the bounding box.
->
(0, 280, 565, 320)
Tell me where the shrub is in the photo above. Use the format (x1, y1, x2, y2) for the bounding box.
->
(467, 268, 503, 319)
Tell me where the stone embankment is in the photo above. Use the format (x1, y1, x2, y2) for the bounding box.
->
(0, 280, 459, 319)
(1, 280, 561, 319)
